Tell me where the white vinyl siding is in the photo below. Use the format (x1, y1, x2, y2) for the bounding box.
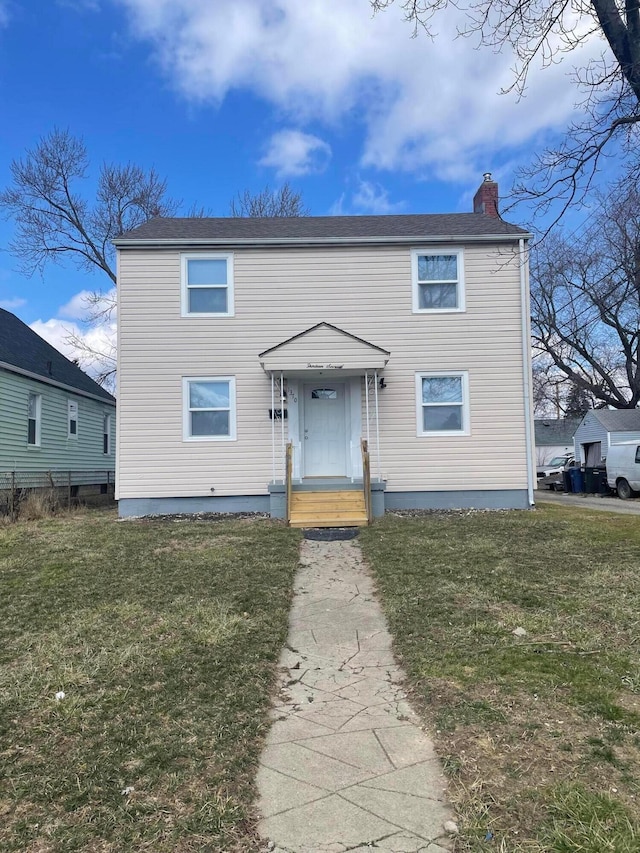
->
(412, 248, 465, 313)
(181, 253, 234, 317)
(416, 372, 469, 436)
(68, 400, 78, 438)
(116, 243, 528, 499)
(183, 377, 236, 441)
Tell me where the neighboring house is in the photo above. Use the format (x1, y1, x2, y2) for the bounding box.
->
(0, 309, 116, 487)
(534, 418, 580, 465)
(574, 409, 640, 466)
(114, 174, 535, 523)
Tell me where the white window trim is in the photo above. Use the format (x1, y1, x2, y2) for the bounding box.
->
(182, 376, 237, 442)
(103, 413, 111, 455)
(68, 400, 78, 439)
(28, 393, 42, 447)
(415, 371, 470, 437)
(181, 253, 235, 318)
(411, 248, 465, 313)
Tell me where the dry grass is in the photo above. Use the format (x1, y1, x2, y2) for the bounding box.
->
(360, 504, 640, 852)
(0, 508, 300, 852)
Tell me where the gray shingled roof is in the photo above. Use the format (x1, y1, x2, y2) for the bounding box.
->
(592, 408, 640, 431)
(534, 418, 581, 447)
(115, 213, 529, 244)
(0, 309, 115, 403)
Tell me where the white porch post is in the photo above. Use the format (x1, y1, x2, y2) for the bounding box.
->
(374, 370, 381, 479)
(271, 373, 276, 483)
(280, 371, 285, 482)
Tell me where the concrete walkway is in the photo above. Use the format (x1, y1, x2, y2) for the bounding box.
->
(257, 538, 454, 853)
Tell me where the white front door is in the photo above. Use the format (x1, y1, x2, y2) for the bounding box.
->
(303, 383, 347, 477)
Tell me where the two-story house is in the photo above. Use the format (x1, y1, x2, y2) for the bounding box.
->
(114, 175, 535, 524)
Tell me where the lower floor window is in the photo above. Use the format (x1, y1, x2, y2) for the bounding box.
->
(417, 372, 469, 435)
(183, 377, 236, 441)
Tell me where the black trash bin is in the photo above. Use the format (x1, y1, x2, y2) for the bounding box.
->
(592, 467, 610, 495)
(584, 467, 596, 493)
(563, 470, 573, 493)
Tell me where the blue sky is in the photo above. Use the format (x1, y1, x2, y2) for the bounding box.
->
(0, 0, 608, 371)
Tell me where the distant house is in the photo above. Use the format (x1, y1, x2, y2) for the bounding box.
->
(573, 409, 640, 466)
(0, 309, 115, 490)
(113, 174, 536, 525)
(534, 418, 580, 465)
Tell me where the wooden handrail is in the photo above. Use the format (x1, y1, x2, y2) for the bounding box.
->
(285, 441, 293, 524)
(361, 438, 372, 524)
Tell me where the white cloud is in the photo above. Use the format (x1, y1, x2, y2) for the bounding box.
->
(330, 178, 403, 215)
(352, 179, 403, 214)
(116, 0, 605, 181)
(0, 297, 26, 310)
(31, 289, 117, 391)
(260, 129, 331, 177)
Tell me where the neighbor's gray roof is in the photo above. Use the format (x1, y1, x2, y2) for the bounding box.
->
(0, 309, 115, 403)
(114, 213, 529, 245)
(534, 418, 581, 446)
(591, 408, 640, 432)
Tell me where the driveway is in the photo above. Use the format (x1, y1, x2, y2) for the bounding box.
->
(535, 489, 640, 515)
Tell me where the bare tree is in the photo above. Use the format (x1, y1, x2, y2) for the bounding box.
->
(530, 177, 640, 408)
(230, 181, 310, 217)
(371, 0, 640, 223)
(0, 128, 180, 283)
(0, 129, 180, 388)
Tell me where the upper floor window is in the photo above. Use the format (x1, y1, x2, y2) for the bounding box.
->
(183, 377, 236, 441)
(416, 372, 469, 436)
(28, 393, 41, 446)
(103, 413, 111, 455)
(412, 249, 465, 312)
(181, 254, 234, 317)
(68, 400, 78, 438)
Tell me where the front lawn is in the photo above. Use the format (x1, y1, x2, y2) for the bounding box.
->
(360, 504, 640, 852)
(0, 510, 300, 852)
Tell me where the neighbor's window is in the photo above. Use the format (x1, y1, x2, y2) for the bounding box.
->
(416, 372, 469, 435)
(181, 254, 234, 317)
(412, 249, 464, 312)
(183, 377, 236, 441)
(27, 393, 42, 446)
(103, 413, 111, 455)
(68, 400, 78, 438)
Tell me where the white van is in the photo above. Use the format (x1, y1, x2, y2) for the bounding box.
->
(606, 441, 640, 499)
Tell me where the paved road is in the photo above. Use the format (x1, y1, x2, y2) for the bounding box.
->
(535, 489, 640, 516)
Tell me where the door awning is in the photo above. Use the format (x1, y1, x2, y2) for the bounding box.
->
(259, 322, 390, 373)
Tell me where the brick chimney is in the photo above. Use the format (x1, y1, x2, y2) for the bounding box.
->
(473, 172, 499, 217)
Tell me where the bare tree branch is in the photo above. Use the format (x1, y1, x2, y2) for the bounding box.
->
(372, 0, 640, 223)
(229, 182, 310, 217)
(530, 176, 640, 408)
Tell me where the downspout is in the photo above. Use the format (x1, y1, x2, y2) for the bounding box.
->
(519, 238, 535, 506)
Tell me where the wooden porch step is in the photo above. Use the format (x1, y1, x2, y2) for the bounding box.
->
(289, 490, 368, 528)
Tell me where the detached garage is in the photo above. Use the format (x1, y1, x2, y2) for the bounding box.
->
(574, 409, 640, 466)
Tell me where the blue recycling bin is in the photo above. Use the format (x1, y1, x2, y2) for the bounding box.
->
(570, 468, 585, 493)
